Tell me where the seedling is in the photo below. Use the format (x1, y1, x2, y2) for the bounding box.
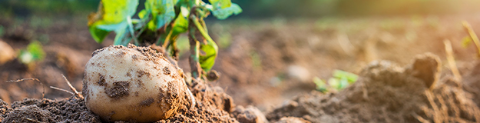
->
(313, 70, 358, 93)
(462, 21, 480, 57)
(87, 0, 242, 79)
(18, 41, 45, 65)
(313, 77, 327, 92)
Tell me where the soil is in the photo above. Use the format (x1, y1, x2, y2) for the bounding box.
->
(463, 61, 480, 108)
(198, 16, 480, 111)
(2, 15, 480, 122)
(266, 54, 480, 122)
(0, 79, 259, 122)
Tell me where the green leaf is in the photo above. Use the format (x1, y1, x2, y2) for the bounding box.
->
(144, 0, 177, 30)
(138, 9, 148, 19)
(19, 41, 45, 64)
(199, 40, 218, 71)
(102, 0, 138, 24)
(462, 36, 473, 48)
(338, 77, 349, 89)
(209, 0, 232, 9)
(113, 24, 131, 46)
(27, 41, 45, 61)
(89, 26, 110, 43)
(313, 77, 327, 92)
(97, 21, 128, 32)
(210, 3, 242, 20)
(157, 13, 188, 46)
(88, 0, 138, 43)
(136, 10, 151, 30)
(172, 14, 188, 35)
(328, 78, 339, 89)
(333, 70, 358, 84)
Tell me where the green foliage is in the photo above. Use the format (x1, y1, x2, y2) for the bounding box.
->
(88, 0, 242, 78)
(18, 41, 45, 64)
(88, 0, 139, 44)
(332, 70, 358, 84)
(313, 70, 358, 93)
(143, 0, 177, 30)
(208, 0, 242, 20)
(199, 41, 218, 71)
(313, 77, 327, 92)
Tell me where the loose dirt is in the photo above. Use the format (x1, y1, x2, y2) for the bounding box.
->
(0, 79, 267, 122)
(266, 54, 480, 123)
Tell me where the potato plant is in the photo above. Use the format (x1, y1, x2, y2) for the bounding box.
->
(88, 0, 242, 79)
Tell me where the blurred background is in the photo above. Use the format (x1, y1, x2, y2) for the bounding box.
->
(3, 0, 480, 18)
(1, 0, 480, 112)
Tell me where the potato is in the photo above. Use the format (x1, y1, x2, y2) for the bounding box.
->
(82, 45, 190, 122)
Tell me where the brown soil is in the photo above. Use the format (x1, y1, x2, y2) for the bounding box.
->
(0, 79, 263, 122)
(1, 97, 100, 122)
(266, 54, 480, 122)
(463, 61, 480, 108)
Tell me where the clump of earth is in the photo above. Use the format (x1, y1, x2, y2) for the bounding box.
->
(267, 53, 480, 123)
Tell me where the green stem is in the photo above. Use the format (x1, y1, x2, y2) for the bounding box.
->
(189, 31, 201, 79)
(126, 17, 139, 45)
(190, 15, 215, 45)
(162, 29, 174, 49)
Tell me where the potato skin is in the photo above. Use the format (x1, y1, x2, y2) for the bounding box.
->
(83, 45, 188, 122)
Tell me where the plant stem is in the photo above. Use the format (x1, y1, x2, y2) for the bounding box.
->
(188, 33, 201, 79)
(443, 40, 462, 83)
(190, 15, 215, 44)
(462, 21, 480, 57)
(187, 12, 202, 79)
(127, 17, 139, 45)
(162, 29, 174, 49)
(171, 36, 180, 60)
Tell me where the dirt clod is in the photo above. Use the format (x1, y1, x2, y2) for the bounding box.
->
(232, 105, 268, 123)
(163, 67, 171, 75)
(97, 74, 106, 86)
(139, 98, 154, 107)
(405, 53, 441, 89)
(105, 81, 130, 99)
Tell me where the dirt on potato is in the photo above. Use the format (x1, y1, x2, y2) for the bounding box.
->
(266, 54, 480, 123)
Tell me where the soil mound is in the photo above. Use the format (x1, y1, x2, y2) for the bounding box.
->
(464, 61, 480, 108)
(267, 53, 480, 123)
